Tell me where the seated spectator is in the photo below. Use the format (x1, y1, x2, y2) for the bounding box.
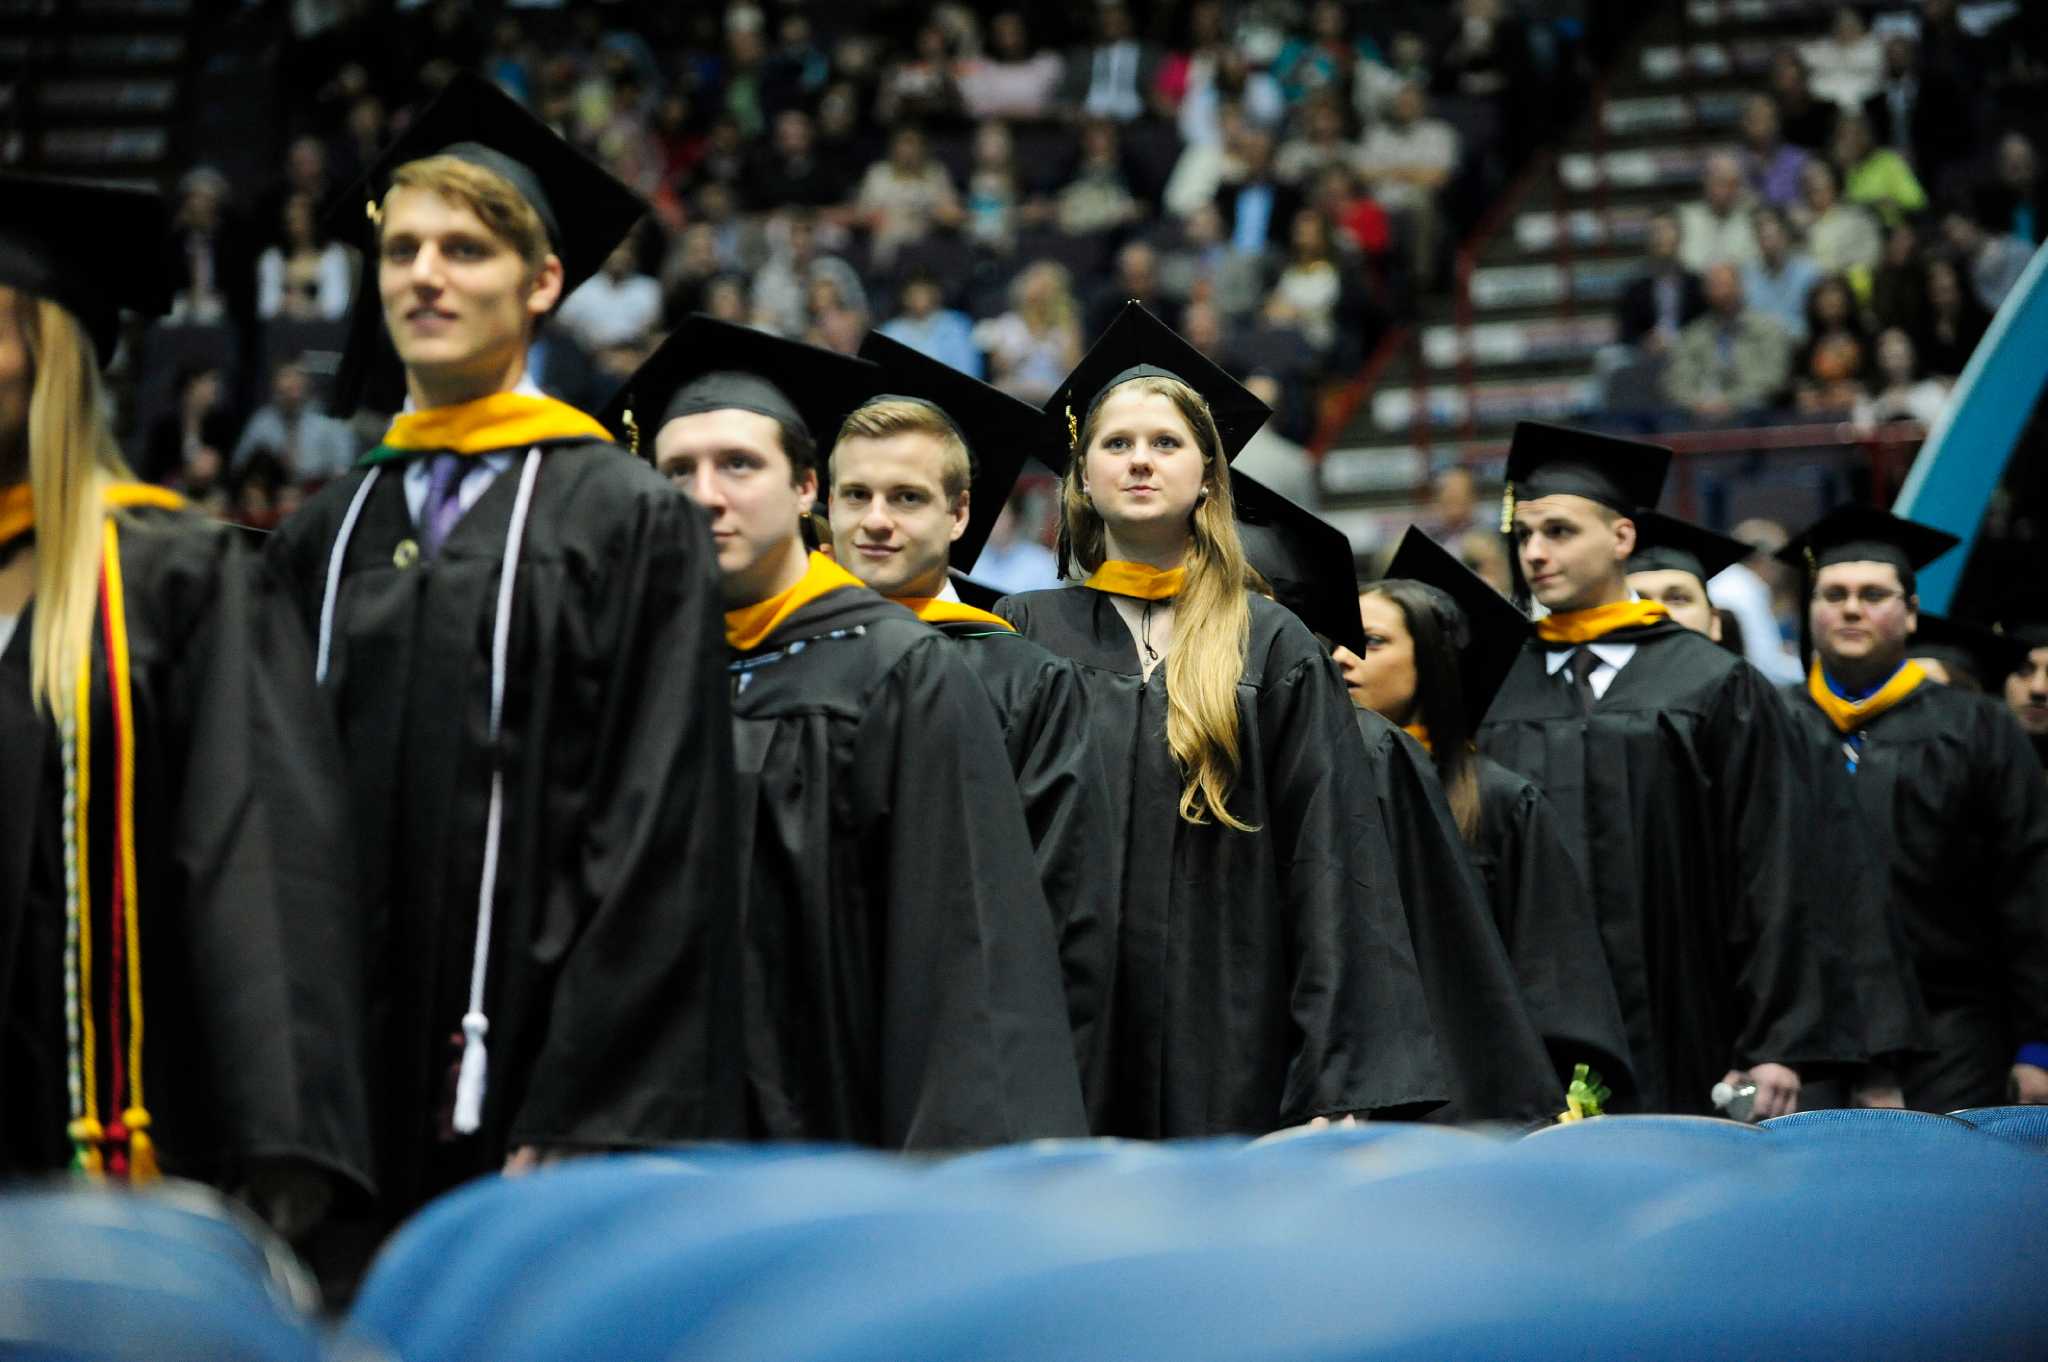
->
(1272, 1, 1381, 110)
(1432, 0, 1532, 107)
(1088, 240, 1171, 337)
(1974, 132, 2046, 245)
(1275, 93, 1356, 189)
(965, 120, 1035, 253)
(1617, 210, 1705, 355)
(1678, 151, 1761, 273)
(1869, 221, 1930, 339)
(525, 328, 608, 413)
(702, 273, 750, 326)
(1177, 43, 1286, 152)
(556, 238, 663, 353)
(1060, 3, 1161, 124)
(1166, 100, 1251, 218)
(1454, 527, 1514, 598)
(958, 11, 1063, 121)
(1418, 465, 1484, 547)
(1767, 47, 1834, 151)
(1355, 80, 1457, 287)
(1271, 209, 1345, 353)
(1862, 33, 1966, 179)
(1233, 292, 1320, 387)
(1792, 273, 1872, 387)
(1798, 159, 1882, 280)
(975, 488, 1062, 594)
(256, 191, 352, 322)
(1739, 94, 1811, 211)
(1742, 206, 1822, 342)
(763, 12, 831, 116)
(1309, 164, 1391, 260)
(1801, 6, 1883, 112)
(1942, 209, 2033, 315)
(878, 270, 984, 379)
(973, 260, 1082, 402)
(256, 134, 333, 251)
(1234, 371, 1318, 509)
(1056, 118, 1143, 236)
(856, 126, 965, 269)
(230, 358, 357, 484)
(1215, 127, 1303, 255)
(1158, 204, 1267, 319)
(1663, 261, 1793, 423)
(164, 166, 252, 326)
(143, 363, 237, 488)
(1856, 327, 1950, 427)
(877, 22, 966, 129)
(230, 450, 299, 531)
(751, 109, 849, 210)
(1916, 256, 1990, 378)
(1833, 111, 1925, 228)
(1180, 298, 1236, 366)
(663, 222, 725, 325)
(1794, 332, 1868, 416)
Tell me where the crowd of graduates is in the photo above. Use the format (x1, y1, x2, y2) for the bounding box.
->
(2, 61, 2045, 1307)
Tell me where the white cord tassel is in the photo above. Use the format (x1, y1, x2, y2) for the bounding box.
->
(450, 448, 543, 1135)
(317, 469, 382, 684)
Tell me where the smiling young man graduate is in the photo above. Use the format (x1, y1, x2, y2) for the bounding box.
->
(1477, 422, 1857, 1118)
(603, 315, 1087, 1148)
(831, 332, 1118, 1125)
(266, 74, 744, 1213)
(1779, 508, 2048, 1110)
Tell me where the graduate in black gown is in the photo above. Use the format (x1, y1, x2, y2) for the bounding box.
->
(0, 177, 370, 1229)
(2004, 622, 2048, 774)
(1235, 485, 1563, 1125)
(1339, 526, 1634, 1101)
(603, 316, 1087, 1148)
(266, 75, 745, 1213)
(827, 334, 1118, 1125)
(1630, 510, 1930, 1104)
(1477, 422, 1858, 1117)
(1778, 508, 2048, 1111)
(1000, 303, 1447, 1136)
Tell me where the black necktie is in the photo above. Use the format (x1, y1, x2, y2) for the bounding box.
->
(1568, 647, 1601, 713)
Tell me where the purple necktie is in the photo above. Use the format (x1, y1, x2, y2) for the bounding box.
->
(420, 454, 467, 558)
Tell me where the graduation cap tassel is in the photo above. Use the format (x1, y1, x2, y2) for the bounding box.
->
(452, 448, 544, 1136)
(622, 408, 640, 459)
(1499, 481, 1515, 535)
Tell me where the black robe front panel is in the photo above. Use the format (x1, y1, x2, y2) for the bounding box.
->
(1357, 717, 1563, 1124)
(1479, 624, 1857, 1113)
(936, 621, 1121, 1129)
(1470, 755, 1637, 1095)
(268, 443, 745, 1209)
(729, 589, 1087, 1148)
(1787, 682, 2048, 1107)
(1000, 587, 1446, 1137)
(1, 507, 370, 1191)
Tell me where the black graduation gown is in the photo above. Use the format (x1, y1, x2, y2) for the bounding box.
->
(1469, 753, 1637, 1096)
(729, 587, 1088, 1148)
(1786, 682, 2048, 1111)
(999, 586, 1447, 1137)
(267, 442, 745, 1209)
(1478, 622, 1858, 1114)
(930, 618, 1119, 1129)
(1, 506, 371, 1191)
(1355, 716, 1564, 1124)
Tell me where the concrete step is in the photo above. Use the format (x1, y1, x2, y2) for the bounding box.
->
(1321, 443, 1433, 499)
(37, 124, 170, 165)
(4, 32, 188, 66)
(1600, 91, 1750, 140)
(1368, 375, 1598, 434)
(14, 76, 178, 119)
(1559, 146, 1726, 195)
(1468, 257, 1643, 311)
(1508, 206, 1657, 255)
(1419, 315, 1619, 372)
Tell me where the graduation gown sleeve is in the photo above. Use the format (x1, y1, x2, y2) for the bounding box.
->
(1474, 758, 1636, 1095)
(860, 638, 1090, 1147)
(506, 486, 745, 1149)
(1361, 719, 1562, 1124)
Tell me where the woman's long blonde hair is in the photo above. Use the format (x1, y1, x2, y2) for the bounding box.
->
(14, 296, 131, 718)
(1060, 374, 1257, 831)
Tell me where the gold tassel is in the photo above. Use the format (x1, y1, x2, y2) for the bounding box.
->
(1499, 481, 1516, 534)
(364, 198, 383, 228)
(623, 408, 640, 458)
(1066, 404, 1078, 450)
(123, 1107, 158, 1183)
(68, 1117, 104, 1177)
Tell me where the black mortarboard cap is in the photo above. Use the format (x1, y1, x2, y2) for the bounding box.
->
(595, 314, 879, 458)
(1501, 422, 1672, 525)
(328, 71, 648, 416)
(1232, 470, 1366, 658)
(1382, 525, 1532, 731)
(1775, 506, 1960, 590)
(1627, 510, 1753, 587)
(0, 174, 169, 365)
(1040, 301, 1272, 474)
(856, 330, 1045, 571)
(1908, 613, 2031, 690)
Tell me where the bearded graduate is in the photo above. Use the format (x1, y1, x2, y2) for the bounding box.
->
(603, 315, 1087, 1148)
(1340, 527, 1634, 1101)
(265, 74, 745, 1215)
(999, 302, 1447, 1137)
(0, 176, 370, 1231)
(1477, 422, 1858, 1118)
(1779, 508, 2048, 1111)
(1235, 481, 1563, 1126)
(830, 333, 1118, 1125)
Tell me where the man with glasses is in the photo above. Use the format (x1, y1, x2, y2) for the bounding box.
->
(1780, 508, 2048, 1111)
